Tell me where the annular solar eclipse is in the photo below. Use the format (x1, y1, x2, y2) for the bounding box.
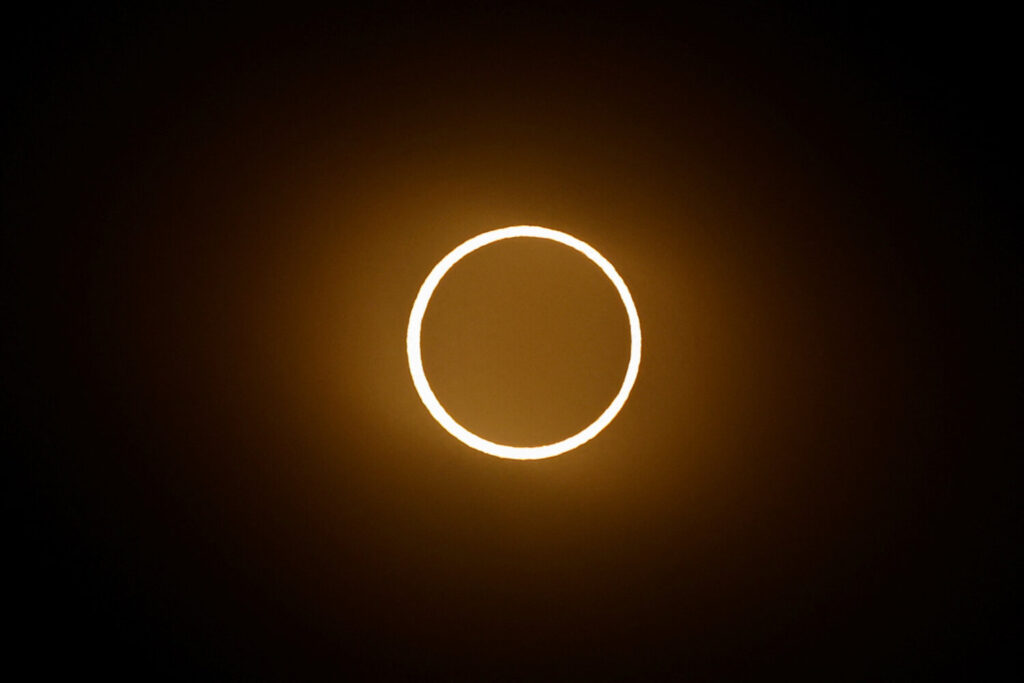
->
(406, 226, 642, 459)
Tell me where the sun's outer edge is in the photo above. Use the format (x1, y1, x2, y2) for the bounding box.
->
(406, 225, 642, 460)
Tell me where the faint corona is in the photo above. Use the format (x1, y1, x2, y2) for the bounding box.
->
(406, 226, 642, 459)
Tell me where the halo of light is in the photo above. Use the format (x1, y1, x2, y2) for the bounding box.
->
(406, 226, 642, 460)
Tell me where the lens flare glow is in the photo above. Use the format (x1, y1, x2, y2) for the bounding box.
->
(407, 226, 642, 460)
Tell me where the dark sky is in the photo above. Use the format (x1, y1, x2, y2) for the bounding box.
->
(5, 4, 1017, 679)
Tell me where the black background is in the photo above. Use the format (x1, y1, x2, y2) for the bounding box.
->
(5, 4, 1018, 679)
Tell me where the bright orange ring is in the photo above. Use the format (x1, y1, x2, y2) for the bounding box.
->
(407, 226, 642, 459)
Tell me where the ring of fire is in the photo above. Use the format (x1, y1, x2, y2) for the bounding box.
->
(406, 225, 642, 460)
